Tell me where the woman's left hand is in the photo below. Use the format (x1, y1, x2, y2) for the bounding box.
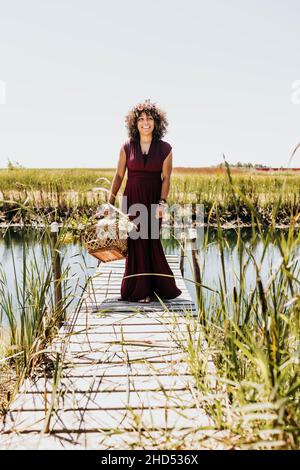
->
(155, 204, 165, 219)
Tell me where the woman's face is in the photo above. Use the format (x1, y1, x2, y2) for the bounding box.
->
(136, 111, 155, 138)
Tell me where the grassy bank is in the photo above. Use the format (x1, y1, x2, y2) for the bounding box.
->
(0, 215, 90, 414)
(180, 223, 300, 449)
(0, 166, 299, 448)
(0, 167, 300, 226)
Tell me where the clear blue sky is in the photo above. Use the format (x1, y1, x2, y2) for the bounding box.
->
(0, 0, 299, 168)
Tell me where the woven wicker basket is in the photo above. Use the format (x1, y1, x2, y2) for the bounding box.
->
(82, 202, 134, 262)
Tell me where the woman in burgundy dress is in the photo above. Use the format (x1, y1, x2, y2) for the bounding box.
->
(104, 99, 182, 303)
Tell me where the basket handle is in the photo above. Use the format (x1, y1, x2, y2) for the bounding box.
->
(92, 185, 129, 220)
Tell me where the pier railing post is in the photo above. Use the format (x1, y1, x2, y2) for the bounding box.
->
(180, 231, 185, 275)
(50, 222, 63, 326)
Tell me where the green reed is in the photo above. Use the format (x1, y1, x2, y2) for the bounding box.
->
(0, 205, 90, 407)
(0, 165, 299, 447)
(179, 162, 300, 449)
(0, 169, 299, 220)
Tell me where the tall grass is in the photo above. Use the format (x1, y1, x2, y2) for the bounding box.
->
(0, 207, 91, 410)
(177, 162, 300, 449)
(0, 165, 299, 448)
(0, 168, 299, 226)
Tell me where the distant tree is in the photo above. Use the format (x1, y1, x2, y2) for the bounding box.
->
(253, 163, 268, 168)
(7, 158, 23, 170)
(218, 161, 270, 168)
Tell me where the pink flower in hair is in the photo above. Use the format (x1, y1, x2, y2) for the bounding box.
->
(133, 99, 156, 117)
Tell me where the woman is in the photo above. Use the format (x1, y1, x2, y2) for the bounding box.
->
(103, 99, 182, 303)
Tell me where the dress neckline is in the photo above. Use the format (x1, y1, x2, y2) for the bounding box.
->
(138, 138, 155, 167)
(138, 138, 154, 157)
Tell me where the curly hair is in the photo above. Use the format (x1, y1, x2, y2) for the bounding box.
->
(125, 99, 168, 141)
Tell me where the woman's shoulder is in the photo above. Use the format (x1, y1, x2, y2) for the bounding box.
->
(121, 138, 132, 151)
(123, 137, 137, 148)
(158, 139, 172, 159)
(121, 138, 136, 159)
(158, 138, 172, 147)
(122, 138, 132, 147)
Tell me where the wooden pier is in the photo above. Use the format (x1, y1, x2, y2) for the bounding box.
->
(0, 255, 216, 449)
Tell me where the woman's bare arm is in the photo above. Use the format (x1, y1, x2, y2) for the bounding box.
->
(160, 151, 173, 201)
(108, 146, 127, 204)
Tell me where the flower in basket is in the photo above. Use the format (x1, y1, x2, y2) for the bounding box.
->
(119, 218, 135, 233)
(95, 219, 117, 239)
(95, 216, 135, 241)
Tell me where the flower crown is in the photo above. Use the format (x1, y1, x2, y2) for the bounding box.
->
(133, 99, 157, 116)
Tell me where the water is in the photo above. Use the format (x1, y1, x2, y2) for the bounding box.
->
(0, 227, 299, 323)
(0, 228, 98, 323)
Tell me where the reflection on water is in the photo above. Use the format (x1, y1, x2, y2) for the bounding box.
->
(0, 227, 299, 322)
(180, 227, 300, 310)
(0, 228, 99, 323)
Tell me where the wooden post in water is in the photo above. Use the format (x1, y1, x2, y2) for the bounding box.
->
(179, 231, 185, 275)
(189, 229, 205, 323)
(50, 222, 63, 325)
(191, 238, 201, 304)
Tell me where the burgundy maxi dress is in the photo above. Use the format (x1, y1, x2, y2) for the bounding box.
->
(120, 137, 182, 302)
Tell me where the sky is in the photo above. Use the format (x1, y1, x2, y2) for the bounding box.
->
(0, 0, 299, 168)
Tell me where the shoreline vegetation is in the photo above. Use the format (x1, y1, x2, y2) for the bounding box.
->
(0, 217, 88, 415)
(0, 167, 300, 227)
(0, 164, 299, 448)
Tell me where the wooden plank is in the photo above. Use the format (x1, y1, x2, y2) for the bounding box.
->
(62, 322, 192, 331)
(59, 362, 191, 377)
(44, 350, 187, 364)
(85, 294, 193, 301)
(59, 322, 195, 333)
(91, 278, 185, 286)
(50, 343, 181, 354)
(61, 356, 188, 366)
(19, 374, 195, 393)
(52, 335, 182, 347)
(85, 303, 196, 312)
(62, 317, 194, 327)
(56, 328, 183, 339)
(93, 272, 182, 278)
(79, 313, 196, 321)
(81, 304, 196, 312)
(1, 255, 212, 449)
(0, 428, 225, 450)
(58, 327, 194, 337)
(82, 297, 195, 304)
(76, 305, 196, 315)
(82, 309, 195, 317)
(51, 340, 190, 349)
(76, 306, 185, 314)
(1, 408, 211, 433)
(51, 334, 183, 345)
(85, 292, 193, 300)
(10, 389, 195, 411)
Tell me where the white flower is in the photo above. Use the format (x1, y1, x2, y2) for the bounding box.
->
(95, 216, 134, 240)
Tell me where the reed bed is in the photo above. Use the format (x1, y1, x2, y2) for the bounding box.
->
(0, 168, 300, 226)
(0, 211, 91, 412)
(0, 164, 299, 449)
(170, 164, 300, 450)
